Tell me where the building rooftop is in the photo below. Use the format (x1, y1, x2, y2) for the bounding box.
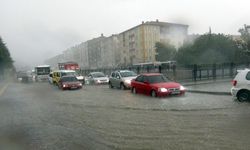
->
(120, 20, 189, 34)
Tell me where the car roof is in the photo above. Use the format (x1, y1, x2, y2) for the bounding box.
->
(140, 73, 162, 76)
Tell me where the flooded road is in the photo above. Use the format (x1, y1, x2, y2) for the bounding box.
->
(1, 82, 250, 150)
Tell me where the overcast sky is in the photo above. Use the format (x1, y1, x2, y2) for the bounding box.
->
(0, 0, 250, 69)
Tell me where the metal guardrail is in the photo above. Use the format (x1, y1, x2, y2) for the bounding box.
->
(79, 62, 250, 82)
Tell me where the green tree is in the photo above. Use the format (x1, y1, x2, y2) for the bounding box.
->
(155, 42, 176, 62)
(0, 37, 13, 70)
(176, 33, 239, 65)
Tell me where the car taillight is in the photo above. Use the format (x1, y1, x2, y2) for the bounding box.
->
(232, 80, 237, 86)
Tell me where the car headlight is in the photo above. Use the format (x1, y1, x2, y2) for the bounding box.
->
(78, 83, 82, 86)
(124, 80, 131, 84)
(94, 79, 100, 83)
(159, 88, 168, 92)
(180, 85, 186, 91)
(63, 84, 67, 87)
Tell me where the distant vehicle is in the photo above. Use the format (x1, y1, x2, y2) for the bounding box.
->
(109, 70, 137, 90)
(131, 73, 186, 97)
(34, 65, 51, 82)
(133, 61, 176, 67)
(16, 71, 33, 83)
(58, 75, 82, 90)
(132, 61, 177, 71)
(57, 62, 84, 83)
(231, 68, 250, 102)
(85, 72, 109, 85)
(58, 62, 79, 70)
(52, 70, 84, 85)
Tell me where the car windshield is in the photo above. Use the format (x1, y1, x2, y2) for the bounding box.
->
(61, 77, 78, 82)
(92, 72, 105, 78)
(120, 71, 137, 77)
(147, 75, 169, 83)
(62, 72, 77, 76)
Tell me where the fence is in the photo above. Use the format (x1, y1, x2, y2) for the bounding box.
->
(79, 62, 250, 82)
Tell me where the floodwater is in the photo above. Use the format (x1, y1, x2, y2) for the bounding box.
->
(0, 82, 250, 150)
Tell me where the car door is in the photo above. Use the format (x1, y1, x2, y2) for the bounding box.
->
(134, 75, 144, 93)
(109, 72, 115, 85)
(113, 72, 121, 88)
(246, 71, 250, 90)
(143, 76, 152, 95)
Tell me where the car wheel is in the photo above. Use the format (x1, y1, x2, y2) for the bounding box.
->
(109, 82, 113, 89)
(151, 90, 157, 97)
(132, 87, 136, 94)
(237, 91, 250, 102)
(120, 83, 126, 90)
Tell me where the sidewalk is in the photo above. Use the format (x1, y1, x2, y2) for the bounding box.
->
(180, 78, 232, 95)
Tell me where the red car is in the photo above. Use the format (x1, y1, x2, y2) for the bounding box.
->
(58, 75, 82, 90)
(131, 73, 186, 97)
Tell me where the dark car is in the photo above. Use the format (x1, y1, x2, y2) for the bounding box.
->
(131, 73, 186, 97)
(58, 75, 82, 90)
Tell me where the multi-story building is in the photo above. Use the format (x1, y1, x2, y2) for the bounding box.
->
(119, 20, 188, 65)
(45, 20, 188, 69)
(102, 34, 120, 68)
(87, 34, 106, 69)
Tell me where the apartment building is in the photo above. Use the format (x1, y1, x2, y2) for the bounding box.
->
(45, 20, 188, 69)
(119, 20, 188, 66)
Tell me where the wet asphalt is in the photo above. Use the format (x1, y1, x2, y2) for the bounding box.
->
(0, 82, 250, 150)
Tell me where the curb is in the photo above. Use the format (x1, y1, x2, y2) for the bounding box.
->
(187, 89, 231, 96)
(182, 79, 231, 87)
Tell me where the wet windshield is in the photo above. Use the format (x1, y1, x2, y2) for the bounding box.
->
(61, 76, 78, 82)
(36, 67, 50, 75)
(62, 72, 77, 76)
(120, 71, 137, 77)
(92, 72, 105, 78)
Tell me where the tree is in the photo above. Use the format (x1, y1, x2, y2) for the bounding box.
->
(238, 25, 250, 54)
(176, 33, 240, 65)
(0, 37, 13, 70)
(155, 42, 176, 62)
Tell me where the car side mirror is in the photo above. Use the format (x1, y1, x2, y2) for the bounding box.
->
(144, 81, 149, 84)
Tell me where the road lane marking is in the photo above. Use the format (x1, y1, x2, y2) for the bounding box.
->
(0, 83, 9, 96)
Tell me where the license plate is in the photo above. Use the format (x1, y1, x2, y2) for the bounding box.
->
(171, 91, 180, 95)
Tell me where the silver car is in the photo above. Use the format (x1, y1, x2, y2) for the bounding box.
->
(85, 72, 109, 85)
(109, 70, 137, 90)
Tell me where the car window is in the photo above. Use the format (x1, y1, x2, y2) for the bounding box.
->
(147, 75, 169, 83)
(246, 71, 250, 80)
(119, 71, 137, 77)
(111, 72, 115, 78)
(135, 75, 144, 82)
(116, 73, 120, 79)
(92, 72, 105, 78)
(61, 77, 78, 82)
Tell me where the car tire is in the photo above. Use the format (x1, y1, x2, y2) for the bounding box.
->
(109, 82, 113, 89)
(120, 83, 126, 90)
(237, 91, 250, 102)
(151, 90, 157, 97)
(132, 87, 136, 94)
